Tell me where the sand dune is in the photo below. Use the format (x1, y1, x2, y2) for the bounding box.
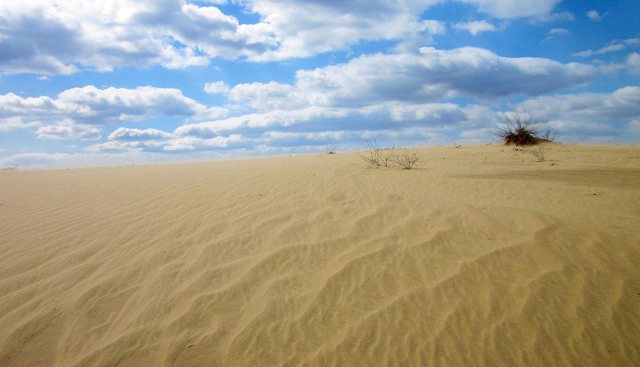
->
(0, 144, 639, 366)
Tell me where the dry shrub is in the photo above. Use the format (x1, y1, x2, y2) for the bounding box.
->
(358, 140, 420, 169)
(524, 145, 547, 162)
(392, 149, 420, 169)
(358, 139, 395, 167)
(496, 112, 555, 146)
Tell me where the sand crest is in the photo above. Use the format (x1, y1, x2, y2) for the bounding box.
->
(0, 144, 639, 366)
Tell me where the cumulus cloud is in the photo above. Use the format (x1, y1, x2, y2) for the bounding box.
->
(458, 0, 561, 19)
(575, 38, 640, 57)
(6, 86, 637, 168)
(0, 0, 321, 74)
(223, 47, 595, 112)
(166, 47, 595, 145)
(454, 21, 499, 36)
(204, 81, 231, 94)
(36, 120, 101, 140)
(0, 1, 219, 74)
(56, 86, 211, 123)
(175, 101, 494, 140)
(88, 101, 495, 155)
(0, 152, 73, 168)
(240, 0, 563, 60)
(586, 10, 601, 21)
(0, 0, 570, 74)
(628, 118, 640, 134)
(537, 11, 575, 22)
(603, 52, 640, 74)
(227, 82, 298, 110)
(548, 28, 569, 36)
(0, 85, 223, 139)
(542, 28, 570, 43)
(0, 117, 41, 132)
(175, 107, 349, 136)
(238, 1, 456, 61)
(0, 150, 203, 169)
(263, 131, 347, 142)
(627, 52, 640, 74)
(2, 0, 437, 71)
(108, 127, 175, 141)
(517, 87, 640, 138)
(89, 133, 244, 153)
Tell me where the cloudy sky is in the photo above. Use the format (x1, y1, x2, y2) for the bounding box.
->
(1, 0, 639, 168)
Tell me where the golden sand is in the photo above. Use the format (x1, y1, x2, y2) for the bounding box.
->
(0, 144, 639, 366)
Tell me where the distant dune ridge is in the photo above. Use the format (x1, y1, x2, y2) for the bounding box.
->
(0, 144, 639, 366)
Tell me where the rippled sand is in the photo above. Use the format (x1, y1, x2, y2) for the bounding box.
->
(1, 144, 639, 366)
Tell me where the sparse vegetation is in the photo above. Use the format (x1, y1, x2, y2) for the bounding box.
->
(358, 140, 420, 169)
(496, 112, 555, 147)
(392, 149, 420, 169)
(449, 138, 462, 149)
(357, 139, 383, 167)
(524, 145, 547, 162)
(358, 139, 394, 167)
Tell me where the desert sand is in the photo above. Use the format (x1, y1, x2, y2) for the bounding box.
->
(0, 144, 639, 366)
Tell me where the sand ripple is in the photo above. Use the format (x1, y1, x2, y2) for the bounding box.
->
(1, 145, 639, 366)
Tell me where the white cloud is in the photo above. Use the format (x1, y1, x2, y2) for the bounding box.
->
(263, 131, 347, 142)
(36, 120, 101, 140)
(224, 47, 595, 113)
(0, 151, 195, 168)
(174, 101, 493, 139)
(459, 0, 561, 18)
(241, 0, 438, 61)
(537, 11, 574, 22)
(626, 52, 640, 74)
(56, 86, 209, 123)
(577, 44, 625, 57)
(204, 81, 231, 94)
(0, 0, 570, 74)
(0, 0, 269, 74)
(517, 87, 640, 138)
(166, 47, 595, 144)
(454, 21, 498, 36)
(586, 10, 601, 21)
(0, 152, 71, 168)
(422, 20, 446, 35)
(576, 38, 640, 57)
(6, 86, 638, 168)
(108, 127, 175, 141)
(88, 133, 244, 153)
(175, 107, 350, 136)
(242, 0, 563, 61)
(227, 82, 298, 110)
(542, 28, 569, 43)
(0, 85, 224, 139)
(548, 28, 569, 36)
(100, 100, 496, 154)
(0, 117, 41, 132)
(628, 118, 640, 134)
(2, 0, 430, 71)
(174, 82, 636, 152)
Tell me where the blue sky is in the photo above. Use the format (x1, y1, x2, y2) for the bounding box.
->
(0, 0, 639, 168)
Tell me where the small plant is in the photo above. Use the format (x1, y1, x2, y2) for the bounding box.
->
(379, 146, 395, 167)
(496, 112, 555, 147)
(392, 149, 420, 169)
(358, 141, 420, 169)
(449, 138, 462, 149)
(358, 139, 395, 167)
(524, 145, 547, 162)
